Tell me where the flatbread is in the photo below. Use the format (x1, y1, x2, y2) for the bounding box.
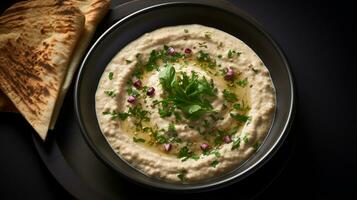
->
(49, 0, 110, 129)
(0, 0, 111, 130)
(0, 0, 85, 139)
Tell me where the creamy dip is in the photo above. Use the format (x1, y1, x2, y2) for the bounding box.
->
(95, 24, 275, 182)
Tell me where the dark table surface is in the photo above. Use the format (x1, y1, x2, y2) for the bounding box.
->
(0, 0, 356, 199)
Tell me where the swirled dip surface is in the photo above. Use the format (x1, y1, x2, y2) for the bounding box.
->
(96, 24, 275, 182)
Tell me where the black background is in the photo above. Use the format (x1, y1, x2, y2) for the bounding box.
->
(0, 0, 356, 199)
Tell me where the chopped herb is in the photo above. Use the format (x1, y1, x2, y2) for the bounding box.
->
(127, 105, 150, 129)
(210, 160, 219, 168)
(126, 87, 140, 97)
(253, 141, 261, 151)
(125, 59, 132, 64)
(117, 112, 130, 120)
(227, 126, 240, 135)
(168, 136, 182, 143)
(104, 90, 116, 98)
(203, 149, 221, 157)
(103, 110, 129, 121)
(184, 29, 189, 33)
(230, 113, 250, 122)
(178, 146, 199, 161)
(223, 89, 238, 102)
(217, 54, 222, 59)
(146, 50, 160, 71)
(228, 49, 234, 58)
(133, 137, 146, 143)
(231, 138, 241, 150)
(156, 134, 168, 144)
(252, 68, 259, 74)
(177, 170, 187, 181)
(204, 32, 212, 39)
(198, 42, 208, 48)
(237, 78, 248, 87)
(196, 50, 211, 62)
(108, 72, 114, 80)
(227, 49, 241, 59)
(158, 107, 173, 118)
(233, 103, 241, 110)
(243, 134, 249, 143)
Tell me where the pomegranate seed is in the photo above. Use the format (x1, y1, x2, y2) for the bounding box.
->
(167, 46, 175, 55)
(127, 95, 136, 104)
(224, 67, 235, 80)
(200, 143, 209, 151)
(133, 79, 142, 89)
(184, 48, 192, 54)
(163, 143, 172, 152)
(223, 135, 232, 143)
(146, 87, 155, 96)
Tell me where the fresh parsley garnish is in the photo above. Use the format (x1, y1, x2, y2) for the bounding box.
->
(210, 160, 219, 168)
(230, 113, 250, 122)
(204, 32, 212, 39)
(233, 103, 241, 110)
(223, 89, 238, 102)
(158, 66, 217, 120)
(237, 78, 248, 87)
(178, 146, 199, 161)
(102, 110, 129, 121)
(104, 90, 116, 98)
(108, 72, 114, 80)
(133, 137, 146, 143)
(203, 149, 221, 157)
(197, 50, 211, 62)
(177, 170, 187, 181)
(231, 138, 241, 150)
(126, 87, 140, 97)
(125, 59, 132, 64)
(253, 141, 261, 151)
(243, 134, 249, 143)
(227, 49, 241, 59)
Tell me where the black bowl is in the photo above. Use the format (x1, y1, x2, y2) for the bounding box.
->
(75, 2, 295, 192)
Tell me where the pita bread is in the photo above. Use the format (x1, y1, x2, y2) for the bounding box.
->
(49, 0, 110, 129)
(0, 0, 85, 139)
(0, 0, 110, 130)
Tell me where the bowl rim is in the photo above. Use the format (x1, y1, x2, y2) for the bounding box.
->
(74, 1, 296, 192)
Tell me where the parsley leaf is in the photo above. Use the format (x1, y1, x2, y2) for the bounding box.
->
(159, 66, 217, 120)
(237, 78, 248, 87)
(233, 103, 241, 110)
(133, 137, 146, 143)
(211, 160, 219, 168)
(230, 113, 250, 122)
(108, 72, 114, 80)
(223, 89, 238, 102)
(104, 90, 116, 98)
(253, 141, 261, 151)
(103, 110, 129, 121)
(231, 138, 241, 150)
(177, 170, 187, 181)
(159, 64, 176, 91)
(178, 146, 199, 161)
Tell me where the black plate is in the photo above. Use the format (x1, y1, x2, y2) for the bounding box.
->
(75, 1, 295, 192)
